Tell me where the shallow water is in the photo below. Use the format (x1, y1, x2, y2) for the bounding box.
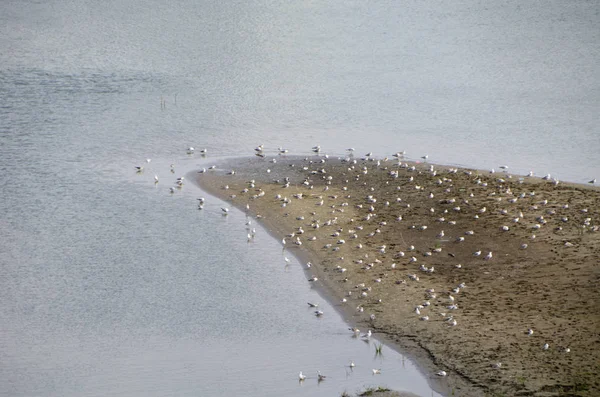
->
(1, 0, 598, 396)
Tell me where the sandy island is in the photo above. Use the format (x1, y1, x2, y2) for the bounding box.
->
(193, 154, 599, 397)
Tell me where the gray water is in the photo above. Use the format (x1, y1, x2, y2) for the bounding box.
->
(1, 1, 599, 396)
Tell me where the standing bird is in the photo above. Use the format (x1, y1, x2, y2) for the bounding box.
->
(298, 371, 306, 381)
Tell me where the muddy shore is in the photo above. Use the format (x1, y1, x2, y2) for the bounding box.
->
(193, 155, 600, 397)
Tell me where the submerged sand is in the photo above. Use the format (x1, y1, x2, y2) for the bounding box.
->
(195, 155, 600, 397)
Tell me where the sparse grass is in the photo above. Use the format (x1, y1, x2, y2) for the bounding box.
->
(358, 386, 391, 396)
(374, 343, 383, 355)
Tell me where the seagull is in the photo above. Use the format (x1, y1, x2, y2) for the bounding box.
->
(299, 372, 306, 381)
(315, 310, 324, 317)
(526, 328, 534, 335)
(589, 179, 597, 184)
(361, 330, 372, 339)
(317, 371, 326, 381)
(349, 360, 355, 368)
(436, 370, 447, 377)
(421, 155, 429, 161)
(543, 343, 549, 350)
(135, 166, 144, 173)
(307, 302, 319, 308)
(221, 207, 229, 215)
(372, 369, 381, 375)
(154, 175, 159, 183)
(187, 147, 195, 154)
(484, 251, 493, 260)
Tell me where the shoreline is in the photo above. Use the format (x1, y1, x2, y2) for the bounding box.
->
(191, 155, 599, 397)
(193, 170, 459, 397)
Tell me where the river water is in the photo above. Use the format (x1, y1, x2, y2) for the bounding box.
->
(1, 1, 598, 396)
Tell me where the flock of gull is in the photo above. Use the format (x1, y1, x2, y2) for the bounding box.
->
(136, 144, 597, 391)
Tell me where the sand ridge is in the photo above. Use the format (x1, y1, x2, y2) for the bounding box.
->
(195, 154, 600, 397)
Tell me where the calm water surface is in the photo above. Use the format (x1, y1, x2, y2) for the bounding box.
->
(1, 1, 598, 396)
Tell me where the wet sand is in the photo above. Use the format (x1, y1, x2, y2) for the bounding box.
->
(194, 155, 600, 397)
